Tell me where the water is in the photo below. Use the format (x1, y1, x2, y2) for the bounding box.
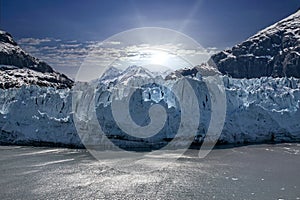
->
(0, 143, 299, 199)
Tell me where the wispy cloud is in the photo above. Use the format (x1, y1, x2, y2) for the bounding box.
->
(18, 37, 91, 78)
(17, 37, 220, 79)
(18, 37, 52, 45)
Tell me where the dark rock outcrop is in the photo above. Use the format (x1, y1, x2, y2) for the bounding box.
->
(0, 30, 73, 88)
(210, 9, 300, 78)
(165, 64, 220, 80)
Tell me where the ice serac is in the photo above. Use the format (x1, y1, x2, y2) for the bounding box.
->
(210, 9, 300, 78)
(0, 30, 73, 89)
(221, 76, 300, 143)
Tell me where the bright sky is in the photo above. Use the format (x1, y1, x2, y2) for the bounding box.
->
(1, 0, 299, 78)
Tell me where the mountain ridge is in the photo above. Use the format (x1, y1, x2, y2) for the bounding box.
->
(0, 30, 73, 89)
(209, 9, 300, 78)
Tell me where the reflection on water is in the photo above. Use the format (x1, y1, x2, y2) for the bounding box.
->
(0, 143, 299, 200)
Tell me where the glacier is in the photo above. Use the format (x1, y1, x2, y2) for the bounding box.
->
(0, 86, 81, 147)
(0, 75, 300, 147)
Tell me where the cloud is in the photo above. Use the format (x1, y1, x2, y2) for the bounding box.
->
(60, 43, 82, 48)
(21, 45, 40, 53)
(18, 37, 52, 45)
(18, 37, 90, 78)
(41, 46, 57, 50)
(18, 37, 220, 79)
(104, 41, 121, 45)
(66, 40, 78, 43)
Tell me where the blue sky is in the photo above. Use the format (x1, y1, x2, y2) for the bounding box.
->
(1, 0, 299, 77)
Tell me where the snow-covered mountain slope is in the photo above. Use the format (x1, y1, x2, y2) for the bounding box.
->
(99, 66, 122, 83)
(210, 9, 300, 78)
(165, 63, 220, 80)
(100, 65, 159, 84)
(0, 66, 73, 89)
(0, 30, 73, 88)
(101, 64, 219, 84)
(1, 67, 300, 147)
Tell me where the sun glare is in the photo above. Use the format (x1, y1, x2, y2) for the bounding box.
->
(150, 51, 170, 65)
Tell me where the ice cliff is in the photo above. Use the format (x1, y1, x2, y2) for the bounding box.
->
(1, 71, 300, 147)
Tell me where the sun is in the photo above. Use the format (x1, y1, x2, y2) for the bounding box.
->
(150, 51, 170, 65)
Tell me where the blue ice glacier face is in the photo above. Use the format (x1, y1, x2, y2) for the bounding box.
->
(0, 75, 300, 147)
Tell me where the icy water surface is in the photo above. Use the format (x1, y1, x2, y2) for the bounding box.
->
(0, 143, 299, 199)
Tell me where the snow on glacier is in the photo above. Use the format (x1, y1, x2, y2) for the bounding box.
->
(0, 86, 81, 146)
(0, 75, 300, 146)
(222, 76, 300, 143)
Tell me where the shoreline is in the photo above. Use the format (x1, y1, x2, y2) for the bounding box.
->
(1, 139, 300, 151)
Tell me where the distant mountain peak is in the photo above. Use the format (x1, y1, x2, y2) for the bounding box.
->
(122, 65, 153, 75)
(99, 65, 159, 85)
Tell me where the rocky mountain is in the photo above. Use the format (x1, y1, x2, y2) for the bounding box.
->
(210, 9, 300, 78)
(165, 63, 220, 80)
(0, 30, 73, 88)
